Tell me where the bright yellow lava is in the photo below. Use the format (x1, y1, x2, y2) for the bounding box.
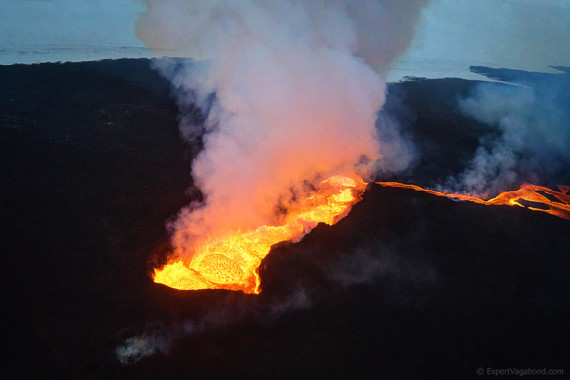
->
(153, 174, 367, 294)
(154, 176, 569, 294)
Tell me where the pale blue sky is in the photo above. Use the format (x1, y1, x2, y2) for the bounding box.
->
(1, 0, 568, 77)
(409, 0, 570, 70)
(0, 0, 144, 46)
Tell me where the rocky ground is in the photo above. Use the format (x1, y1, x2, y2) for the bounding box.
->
(1, 59, 568, 378)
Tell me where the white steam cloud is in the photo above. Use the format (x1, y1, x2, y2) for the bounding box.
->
(135, 0, 430, 256)
(116, 1, 433, 364)
(447, 72, 570, 195)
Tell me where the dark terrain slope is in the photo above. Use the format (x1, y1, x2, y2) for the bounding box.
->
(1, 59, 190, 377)
(1, 60, 568, 378)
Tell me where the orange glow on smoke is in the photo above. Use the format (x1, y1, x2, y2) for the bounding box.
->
(375, 182, 570, 221)
(154, 177, 569, 294)
(153, 174, 367, 294)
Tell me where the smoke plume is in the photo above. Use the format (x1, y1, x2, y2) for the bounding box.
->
(116, 289, 312, 364)
(135, 0, 429, 258)
(447, 69, 570, 195)
(117, 239, 435, 364)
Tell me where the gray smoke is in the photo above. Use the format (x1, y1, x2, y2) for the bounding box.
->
(116, 328, 172, 365)
(447, 71, 570, 195)
(116, 290, 311, 364)
(116, 241, 435, 365)
(117, 0, 434, 365)
(135, 0, 430, 258)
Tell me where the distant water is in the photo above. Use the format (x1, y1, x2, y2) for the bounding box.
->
(387, 57, 497, 82)
(387, 57, 565, 83)
(0, 43, 167, 66)
(1, 42, 563, 84)
(0, 45, 488, 83)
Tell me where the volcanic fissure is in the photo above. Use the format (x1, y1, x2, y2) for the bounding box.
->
(153, 177, 569, 294)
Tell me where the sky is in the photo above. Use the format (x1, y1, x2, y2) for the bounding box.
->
(0, 0, 569, 79)
(403, 0, 570, 72)
(0, 0, 144, 47)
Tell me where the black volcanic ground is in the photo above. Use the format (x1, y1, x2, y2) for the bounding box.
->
(1, 60, 568, 379)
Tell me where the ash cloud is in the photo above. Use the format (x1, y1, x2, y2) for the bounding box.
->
(446, 69, 570, 195)
(135, 0, 430, 257)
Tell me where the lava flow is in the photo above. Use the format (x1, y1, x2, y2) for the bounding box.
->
(154, 177, 569, 294)
(376, 182, 570, 220)
(154, 174, 367, 294)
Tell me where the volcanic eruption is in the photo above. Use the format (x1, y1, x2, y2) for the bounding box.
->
(154, 174, 367, 293)
(134, 0, 570, 296)
(135, 0, 430, 293)
(3, 2, 570, 377)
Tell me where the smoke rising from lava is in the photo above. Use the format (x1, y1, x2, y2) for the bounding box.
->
(135, 0, 430, 259)
(447, 71, 570, 195)
(116, 0, 433, 363)
(117, 239, 435, 364)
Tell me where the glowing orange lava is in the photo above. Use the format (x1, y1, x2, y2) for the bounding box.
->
(153, 174, 367, 294)
(154, 177, 569, 294)
(375, 182, 570, 221)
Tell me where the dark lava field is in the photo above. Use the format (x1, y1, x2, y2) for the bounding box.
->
(1, 59, 568, 379)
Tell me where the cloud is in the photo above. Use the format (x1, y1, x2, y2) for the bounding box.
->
(135, 0, 430, 258)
